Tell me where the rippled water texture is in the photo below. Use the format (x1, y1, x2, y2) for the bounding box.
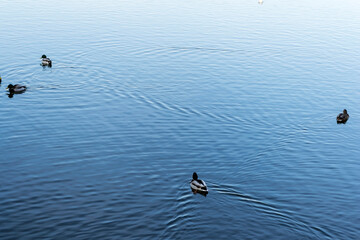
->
(1, 0, 360, 239)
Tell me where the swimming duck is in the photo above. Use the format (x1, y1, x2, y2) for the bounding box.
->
(190, 172, 208, 195)
(337, 109, 349, 124)
(41, 54, 52, 67)
(0, 75, 2, 84)
(6, 84, 27, 94)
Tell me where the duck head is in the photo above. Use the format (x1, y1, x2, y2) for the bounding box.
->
(6, 84, 15, 94)
(343, 109, 347, 114)
(41, 54, 47, 58)
(193, 172, 198, 180)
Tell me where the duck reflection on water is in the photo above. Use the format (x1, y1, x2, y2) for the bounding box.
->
(6, 84, 27, 98)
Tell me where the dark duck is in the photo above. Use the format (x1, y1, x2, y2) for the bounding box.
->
(337, 109, 349, 124)
(41, 54, 52, 67)
(190, 172, 208, 196)
(6, 84, 27, 94)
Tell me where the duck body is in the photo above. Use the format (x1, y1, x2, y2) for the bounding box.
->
(7, 84, 27, 94)
(337, 109, 349, 124)
(41, 55, 52, 67)
(190, 172, 208, 195)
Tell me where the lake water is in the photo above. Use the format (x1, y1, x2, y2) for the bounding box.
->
(1, 0, 359, 239)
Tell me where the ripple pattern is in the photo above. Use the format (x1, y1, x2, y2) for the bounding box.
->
(1, 0, 360, 239)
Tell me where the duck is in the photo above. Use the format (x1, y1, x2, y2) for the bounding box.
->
(41, 54, 52, 67)
(6, 84, 27, 94)
(337, 109, 349, 124)
(190, 172, 208, 196)
(0, 75, 2, 84)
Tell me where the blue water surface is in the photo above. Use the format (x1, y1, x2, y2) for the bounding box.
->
(1, 0, 359, 239)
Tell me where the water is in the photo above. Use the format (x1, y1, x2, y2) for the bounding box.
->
(1, 0, 360, 239)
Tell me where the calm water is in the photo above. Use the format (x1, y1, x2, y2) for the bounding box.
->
(1, 0, 360, 239)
